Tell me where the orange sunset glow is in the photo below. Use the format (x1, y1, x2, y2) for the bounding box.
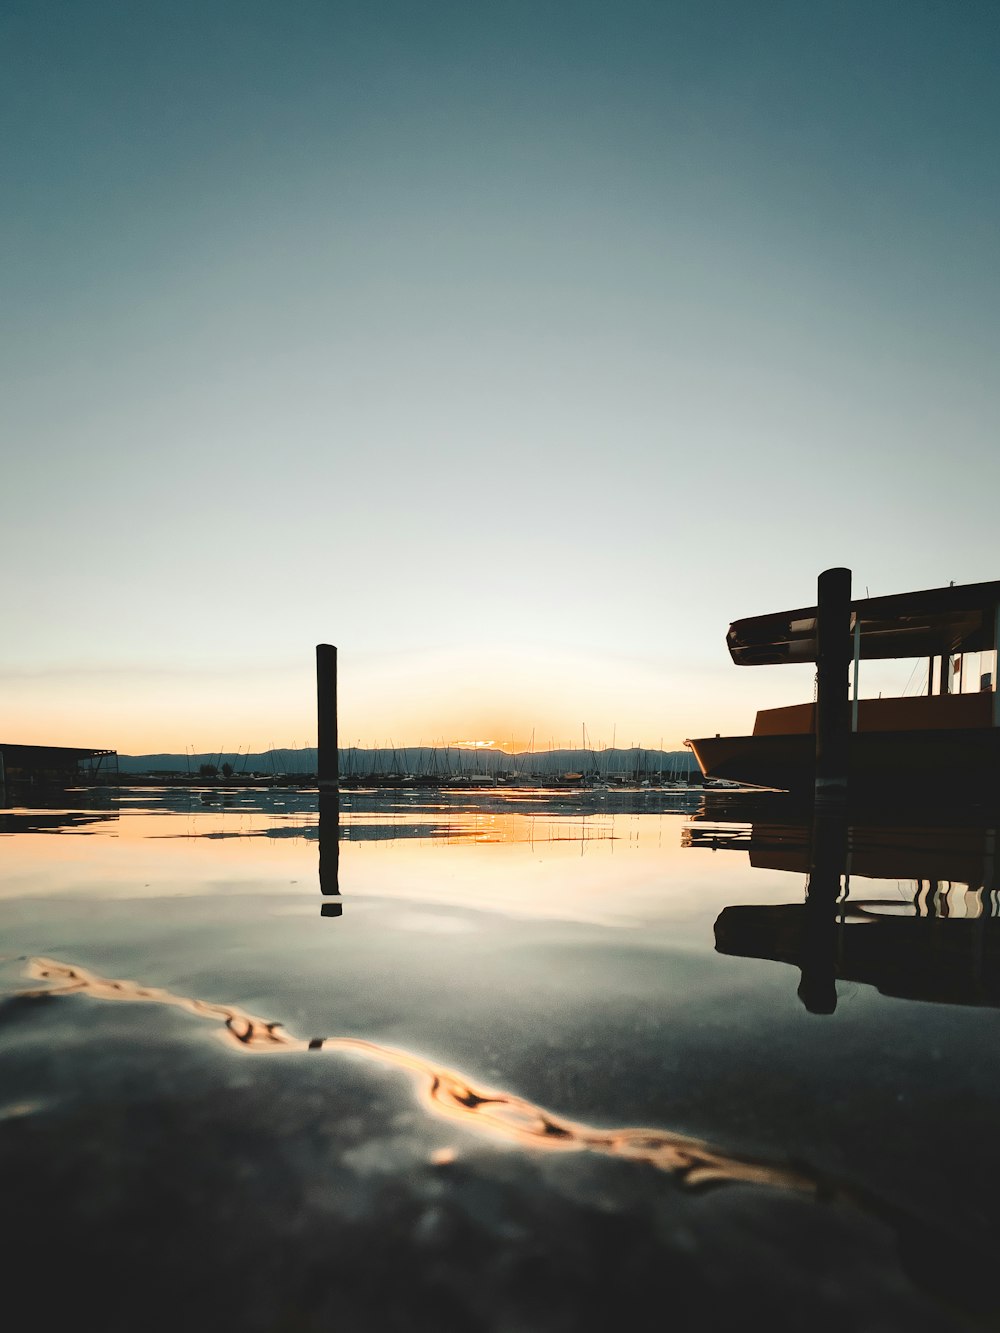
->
(2, 641, 922, 758)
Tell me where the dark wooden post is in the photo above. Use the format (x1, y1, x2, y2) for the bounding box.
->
(316, 644, 338, 789)
(815, 567, 851, 804)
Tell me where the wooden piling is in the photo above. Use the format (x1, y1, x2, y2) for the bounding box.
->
(316, 643, 338, 789)
(815, 567, 851, 804)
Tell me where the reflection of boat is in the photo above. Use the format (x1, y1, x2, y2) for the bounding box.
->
(716, 899, 1000, 1008)
(685, 819, 999, 885)
(687, 579, 1000, 796)
(687, 815, 1000, 1011)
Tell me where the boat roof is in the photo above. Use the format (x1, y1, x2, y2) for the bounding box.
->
(727, 578, 1000, 666)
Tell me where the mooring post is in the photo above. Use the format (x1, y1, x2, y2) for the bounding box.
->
(316, 643, 339, 789)
(815, 567, 851, 805)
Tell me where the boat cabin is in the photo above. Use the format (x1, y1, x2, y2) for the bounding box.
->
(729, 577, 1000, 720)
(688, 579, 1000, 794)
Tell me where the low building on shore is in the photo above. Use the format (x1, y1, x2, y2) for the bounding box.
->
(0, 743, 118, 788)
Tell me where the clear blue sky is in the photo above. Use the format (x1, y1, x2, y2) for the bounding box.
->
(3, 1, 998, 751)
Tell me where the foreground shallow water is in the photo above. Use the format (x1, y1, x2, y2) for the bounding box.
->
(2, 786, 998, 1330)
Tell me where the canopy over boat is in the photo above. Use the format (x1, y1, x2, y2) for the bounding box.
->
(727, 579, 1000, 667)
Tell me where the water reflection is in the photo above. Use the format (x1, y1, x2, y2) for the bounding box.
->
(5, 788, 616, 849)
(0, 807, 119, 835)
(24, 950, 1000, 1321)
(319, 790, 341, 916)
(5, 787, 1000, 1325)
(686, 802, 1000, 1011)
(14, 955, 853, 1193)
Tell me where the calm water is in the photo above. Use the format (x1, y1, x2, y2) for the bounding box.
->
(2, 786, 998, 1331)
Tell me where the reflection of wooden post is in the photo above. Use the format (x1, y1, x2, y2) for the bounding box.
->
(797, 809, 846, 1013)
(316, 644, 338, 789)
(319, 791, 342, 918)
(815, 568, 851, 805)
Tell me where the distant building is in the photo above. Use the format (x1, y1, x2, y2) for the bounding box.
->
(0, 743, 118, 788)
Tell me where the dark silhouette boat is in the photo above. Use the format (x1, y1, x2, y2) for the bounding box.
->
(685, 817, 1000, 1011)
(687, 579, 1000, 797)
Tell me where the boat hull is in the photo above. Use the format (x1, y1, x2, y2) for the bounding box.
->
(688, 728, 1000, 797)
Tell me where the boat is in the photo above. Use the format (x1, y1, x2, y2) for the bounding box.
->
(687, 578, 1000, 797)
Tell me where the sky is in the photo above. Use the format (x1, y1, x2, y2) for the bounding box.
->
(2, 0, 999, 754)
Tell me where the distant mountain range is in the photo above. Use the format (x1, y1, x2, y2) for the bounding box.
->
(117, 746, 700, 778)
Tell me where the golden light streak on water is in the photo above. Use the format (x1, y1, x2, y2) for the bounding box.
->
(26, 956, 820, 1195)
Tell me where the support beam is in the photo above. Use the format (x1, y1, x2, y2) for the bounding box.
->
(316, 643, 339, 789)
(851, 615, 861, 733)
(815, 567, 851, 805)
